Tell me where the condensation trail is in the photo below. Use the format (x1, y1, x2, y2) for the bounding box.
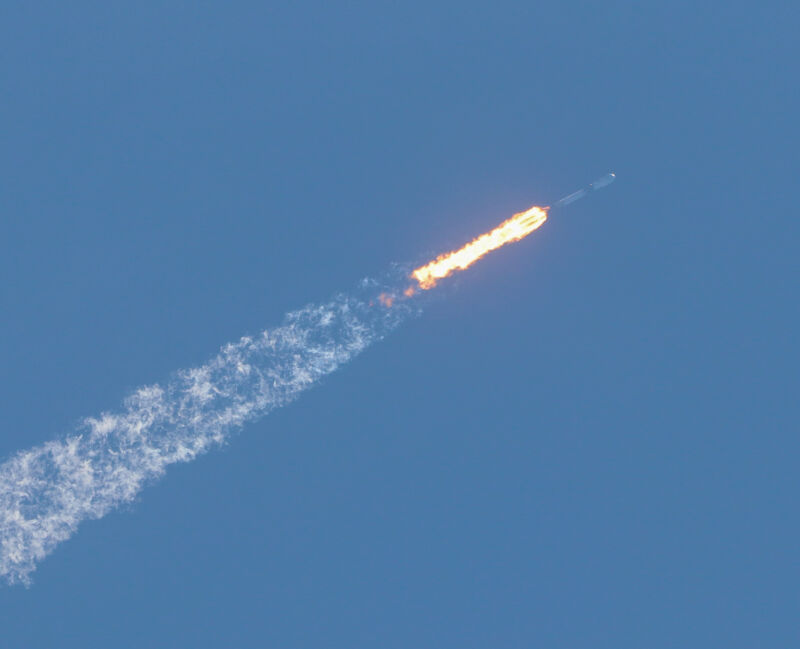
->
(0, 275, 418, 585)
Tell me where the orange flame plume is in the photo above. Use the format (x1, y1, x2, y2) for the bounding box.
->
(411, 205, 548, 289)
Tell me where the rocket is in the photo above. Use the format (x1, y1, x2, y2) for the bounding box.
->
(550, 173, 616, 210)
(410, 173, 614, 289)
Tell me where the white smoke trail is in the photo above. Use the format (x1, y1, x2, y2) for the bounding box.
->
(0, 275, 418, 585)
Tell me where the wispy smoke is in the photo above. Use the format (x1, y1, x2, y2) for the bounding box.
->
(0, 275, 418, 585)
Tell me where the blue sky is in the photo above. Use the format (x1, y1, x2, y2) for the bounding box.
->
(1, 1, 798, 647)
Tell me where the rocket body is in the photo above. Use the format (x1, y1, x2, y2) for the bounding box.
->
(551, 173, 615, 210)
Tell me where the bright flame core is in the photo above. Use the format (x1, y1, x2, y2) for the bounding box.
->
(412, 205, 548, 289)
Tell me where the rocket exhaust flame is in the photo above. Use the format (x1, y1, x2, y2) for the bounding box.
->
(410, 172, 615, 290)
(411, 205, 548, 289)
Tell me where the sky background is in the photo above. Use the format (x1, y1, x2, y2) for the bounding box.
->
(1, 1, 798, 647)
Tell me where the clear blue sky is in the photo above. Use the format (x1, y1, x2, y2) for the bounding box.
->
(1, 1, 797, 647)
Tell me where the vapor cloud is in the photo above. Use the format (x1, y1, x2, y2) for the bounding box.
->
(0, 277, 416, 585)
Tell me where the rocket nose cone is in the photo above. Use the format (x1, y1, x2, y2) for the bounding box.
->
(591, 173, 616, 189)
